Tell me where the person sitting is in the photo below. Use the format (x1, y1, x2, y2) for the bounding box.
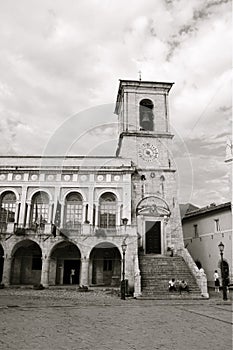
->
(179, 280, 190, 294)
(168, 278, 177, 292)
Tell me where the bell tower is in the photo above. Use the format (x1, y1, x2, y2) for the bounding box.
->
(114, 80, 174, 170)
(114, 79, 184, 253)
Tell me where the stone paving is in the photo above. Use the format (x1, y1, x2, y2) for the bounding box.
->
(0, 287, 232, 350)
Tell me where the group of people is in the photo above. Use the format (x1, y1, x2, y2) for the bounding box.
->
(168, 278, 190, 294)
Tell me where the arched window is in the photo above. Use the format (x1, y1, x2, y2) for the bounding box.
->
(0, 191, 16, 223)
(99, 192, 117, 228)
(65, 192, 83, 229)
(31, 192, 49, 226)
(139, 99, 154, 131)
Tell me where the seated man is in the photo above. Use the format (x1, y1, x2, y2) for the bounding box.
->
(168, 278, 177, 292)
(179, 280, 190, 294)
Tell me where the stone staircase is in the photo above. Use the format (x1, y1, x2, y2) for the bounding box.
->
(139, 255, 202, 299)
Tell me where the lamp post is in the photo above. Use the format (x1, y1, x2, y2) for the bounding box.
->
(218, 241, 228, 301)
(121, 239, 127, 300)
(121, 218, 128, 300)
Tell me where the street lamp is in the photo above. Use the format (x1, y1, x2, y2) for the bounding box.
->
(122, 217, 128, 227)
(218, 241, 228, 301)
(121, 238, 127, 300)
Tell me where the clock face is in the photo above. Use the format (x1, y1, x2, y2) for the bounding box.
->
(139, 143, 158, 162)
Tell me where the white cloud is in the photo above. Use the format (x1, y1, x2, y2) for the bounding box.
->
(0, 0, 231, 205)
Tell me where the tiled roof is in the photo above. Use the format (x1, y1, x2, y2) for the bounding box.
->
(182, 202, 231, 220)
(179, 203, 199, 219)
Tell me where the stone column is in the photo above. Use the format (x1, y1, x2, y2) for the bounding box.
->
(133, 254, 141, 298)
(88, 186, 94, 224)
(26, 202, 31, 226)
(15, 201, 20, 224)
(18, 187, 28, 225)
(94, 202, 99, 227)
(48, 203, 53, 223)
(117, 203, 122, 226)
(80, 258, 89, 286)
(40, 256, 50, 287)
(82, 202, 87, 222)
(60, 202, 65, 228)
(2, 256, 12, 286)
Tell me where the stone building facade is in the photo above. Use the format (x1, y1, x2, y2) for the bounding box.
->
(182, 202, 232, 287)
(0, 79, 208, 297)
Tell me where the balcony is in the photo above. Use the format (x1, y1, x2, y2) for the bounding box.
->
(0, 222, 137, 240)
(14, 223, 52, 236)
(58, 224, 135, 238)
(0, 221, 15, 234)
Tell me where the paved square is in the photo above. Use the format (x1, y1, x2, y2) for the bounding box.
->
(0, 289, 232, 350)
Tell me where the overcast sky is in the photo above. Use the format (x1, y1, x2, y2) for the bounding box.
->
(0, 0, 231, 207)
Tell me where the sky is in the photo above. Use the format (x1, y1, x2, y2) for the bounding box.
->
(0, 0, 232, 207)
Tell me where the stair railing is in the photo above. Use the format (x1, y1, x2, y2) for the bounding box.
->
(177, 247, 209, 298)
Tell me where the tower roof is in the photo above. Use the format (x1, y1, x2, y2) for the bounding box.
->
(114, 79, 174, 115)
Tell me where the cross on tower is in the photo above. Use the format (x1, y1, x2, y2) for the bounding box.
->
(138, 70, 142, 81)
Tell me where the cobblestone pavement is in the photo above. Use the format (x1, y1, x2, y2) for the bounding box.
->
(0, 288, 232, 350)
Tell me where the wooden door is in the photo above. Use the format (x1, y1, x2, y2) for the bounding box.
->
(145, 221, 161, 254)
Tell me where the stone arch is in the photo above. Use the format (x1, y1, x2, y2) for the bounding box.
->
(136, 195, 170, 217)
(49, 241, 81, 285)
(28, 188, 53, 202)
(0, 188, 20, 201)
(62, 189, 87, 203)
(136, 196, 170, 255)
(89, 242, 121, 287)
(11, 239, 42, 285)
(139, 98, 154, 131)
(96, 189, 120, 202)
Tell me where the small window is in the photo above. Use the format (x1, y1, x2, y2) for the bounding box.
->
(194, 224, 198, 238)
(214, 219, 220, 232)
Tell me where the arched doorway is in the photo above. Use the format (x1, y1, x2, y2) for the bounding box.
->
(50, 242, 81, 285)
(136, 196, 170, 255)
(0, 245, 4, 283)
(11, 240, 42, 285)
(30, 191, 49, 230)
(64, 192, 83, 229)
(90, 242, 121, 286)
(99, 192, 117, 228)
(0, 191, 17, 232)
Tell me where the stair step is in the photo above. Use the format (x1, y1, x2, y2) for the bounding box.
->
(139, 255, 201, 297)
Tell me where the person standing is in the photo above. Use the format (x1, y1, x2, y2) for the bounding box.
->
(214, 270, 220, 292)
(70, 268, 75, 284)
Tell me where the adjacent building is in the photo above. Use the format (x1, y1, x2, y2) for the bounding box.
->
(182, 202, 232, 287)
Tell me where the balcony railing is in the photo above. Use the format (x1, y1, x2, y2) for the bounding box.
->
(0, 221, 136, 239)
(0, 221, 15, 234)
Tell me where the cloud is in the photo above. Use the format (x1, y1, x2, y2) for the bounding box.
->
(0, 0, 231, 206)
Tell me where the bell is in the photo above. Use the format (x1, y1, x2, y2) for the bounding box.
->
(141, 111, 150, 122)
